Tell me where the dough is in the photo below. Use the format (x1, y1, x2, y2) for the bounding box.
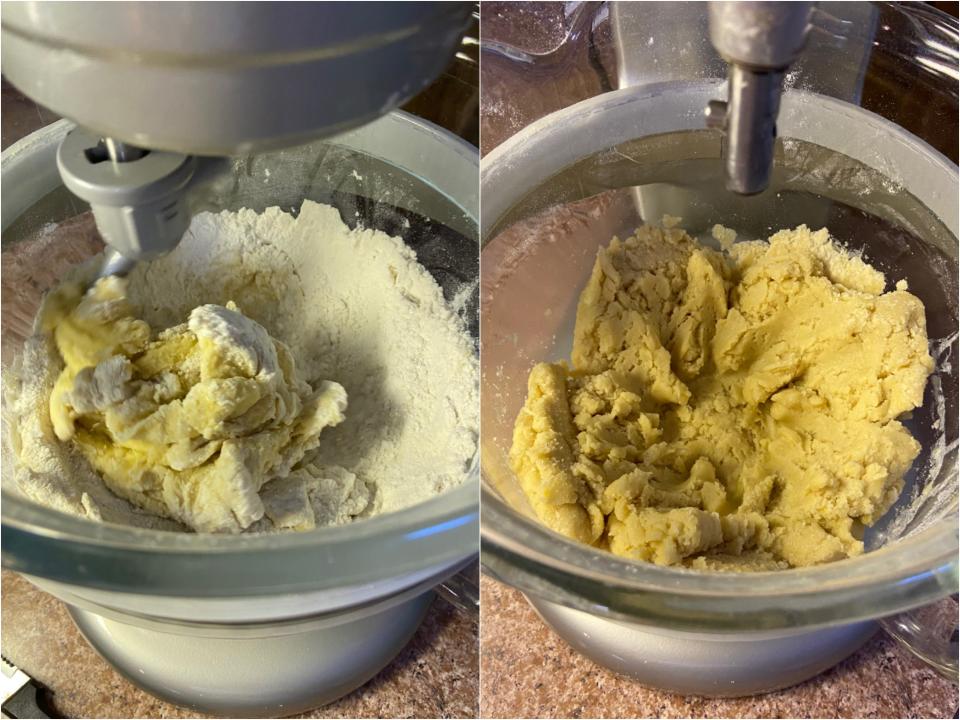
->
(7, 201, 476, 534)
(44, 275, 348, 533)
(510, 223, 933, 570)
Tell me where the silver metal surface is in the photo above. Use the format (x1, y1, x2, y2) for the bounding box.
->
(528, 594, 877, 697)
(708, 1, 813, 68)
(104, 137, 147, 164)
(98, 249, 138, 278)
(707, 1, 813, 194)
(610, 1, 875, 216)
(22, 562, 471, 714)
(611, 1, 724, 89)
(27, 560, 469, 636)
(720, 64, 784, 194)
(56, 127, 237, 262)
(704, 99, 728, 130)
(610, 2, 874, 100)
(48, 562, 470, 715)
(70, 591, 433, 717)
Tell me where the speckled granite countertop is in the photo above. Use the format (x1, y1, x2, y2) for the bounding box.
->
(479, 577, 957, 719)
(1, 570, 478, 719)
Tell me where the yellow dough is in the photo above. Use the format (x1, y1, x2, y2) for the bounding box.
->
(44, 276, 347, 533)
(510, 223, 933, 570)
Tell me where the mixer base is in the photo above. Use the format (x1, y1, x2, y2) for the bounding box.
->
(528, 595, 876, 697)
(68, 591, 433, 718)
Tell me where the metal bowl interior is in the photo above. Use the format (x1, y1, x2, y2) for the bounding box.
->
(480, 84, 958, 632)
(1, 112, 479, 601)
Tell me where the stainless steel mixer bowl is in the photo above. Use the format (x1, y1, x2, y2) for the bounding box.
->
(0, 111, 478, 714)
(479, 2, 958, 692)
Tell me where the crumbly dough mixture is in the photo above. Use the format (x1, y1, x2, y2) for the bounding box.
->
(510, 222, 933, 570)
(7, 201, 478, 533)
(43, 276, 349, 533)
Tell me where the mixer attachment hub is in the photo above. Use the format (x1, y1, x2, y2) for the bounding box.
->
(57, 127, 198, 264)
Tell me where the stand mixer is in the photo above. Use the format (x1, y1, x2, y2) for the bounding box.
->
(480, 0, 958, 696)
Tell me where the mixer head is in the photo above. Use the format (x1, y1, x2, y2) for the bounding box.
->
(1, 1, 472, 268)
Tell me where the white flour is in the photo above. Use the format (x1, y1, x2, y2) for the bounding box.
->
(7, 200, 478, 532)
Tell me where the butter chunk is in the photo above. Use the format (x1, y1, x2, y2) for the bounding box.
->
(46, 277, 349, 533)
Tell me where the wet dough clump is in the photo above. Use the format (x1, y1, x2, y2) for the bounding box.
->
(510, 223, 933, 570)
(44, 276, 351, 533)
